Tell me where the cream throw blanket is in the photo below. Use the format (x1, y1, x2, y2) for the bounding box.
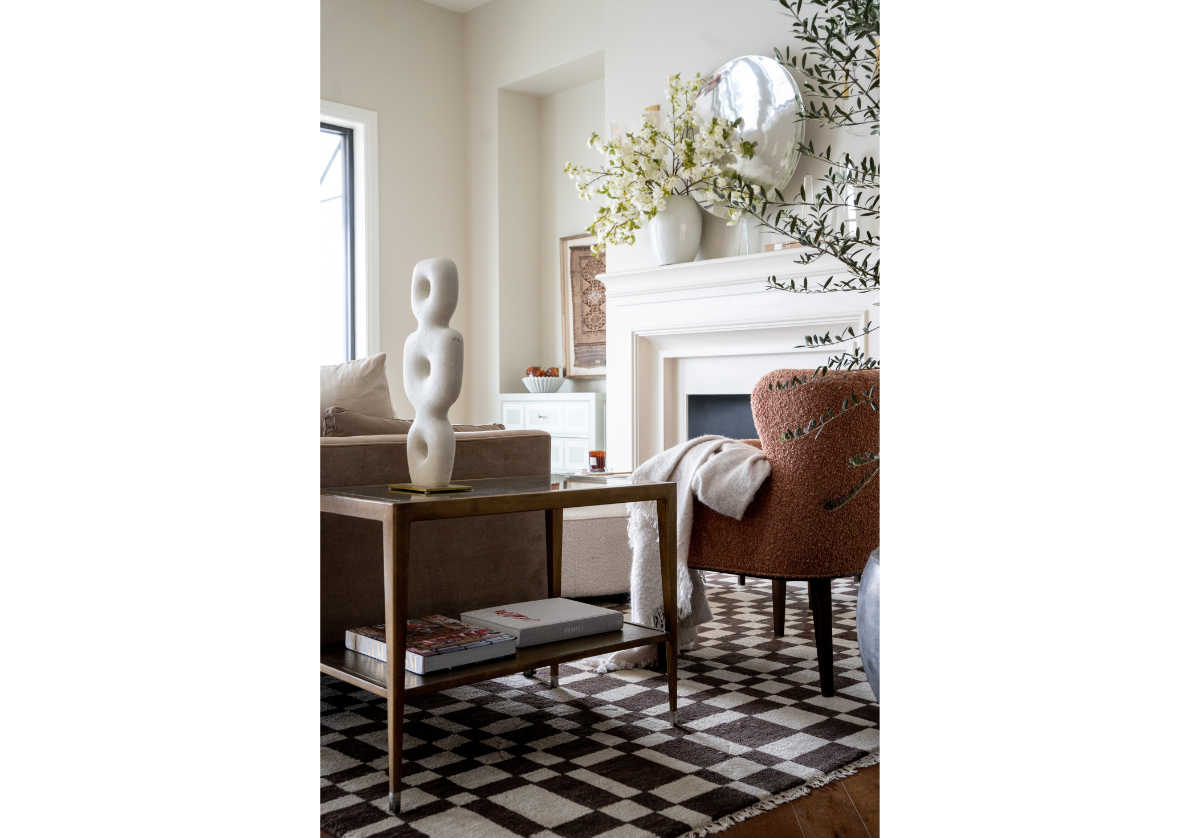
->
(591, 435, 770, 672)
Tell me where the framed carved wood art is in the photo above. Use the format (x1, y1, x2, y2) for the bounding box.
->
(559, 233, 606, 378)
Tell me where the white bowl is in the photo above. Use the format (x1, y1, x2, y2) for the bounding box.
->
(522, 376, 564, 393)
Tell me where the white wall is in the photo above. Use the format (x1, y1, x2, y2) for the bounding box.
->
(462, 0, 880, 422)
(464, 0, 600, 422)
(321, 0, 878, 425)
(538, 78, 606, 393)
(494, 80, 606, 398)
(497, 89, 543, 394)
(321, 0, 468, 420)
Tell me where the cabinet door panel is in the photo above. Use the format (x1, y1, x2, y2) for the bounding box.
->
(563, 439, 591, 472)
(563, 403, 590, 436)
(550, 437, 567, 471)
(501, 402, 525, 428)
(525, 403, 563, 433)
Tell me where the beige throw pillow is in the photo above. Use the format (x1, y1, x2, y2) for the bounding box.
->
(320, 353, 394, 419)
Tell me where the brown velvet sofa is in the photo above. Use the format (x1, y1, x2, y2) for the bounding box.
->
(320, 430, 551, 647)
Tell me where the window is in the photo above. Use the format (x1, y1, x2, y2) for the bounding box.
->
(321, 122, 355, 364)
(320, 101, 379, 363)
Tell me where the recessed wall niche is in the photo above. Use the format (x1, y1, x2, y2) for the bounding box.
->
(496, 52, 607, 396)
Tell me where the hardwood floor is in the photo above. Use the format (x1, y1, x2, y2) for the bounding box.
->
(716, 764, 879, 838)
(319, 763, 879, 838)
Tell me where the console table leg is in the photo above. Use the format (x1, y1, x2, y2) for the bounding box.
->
(655, 494, 679, 726)
(545, 508, 563, 599)
(383, 509, 410, 815)
(545, 508, 564, 691)
(522, 666, 557, 686)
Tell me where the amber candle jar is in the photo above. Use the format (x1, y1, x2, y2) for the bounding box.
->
(588, 450, 606, 472)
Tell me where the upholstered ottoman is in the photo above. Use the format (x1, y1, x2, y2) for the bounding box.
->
(561, 504, 633, 598)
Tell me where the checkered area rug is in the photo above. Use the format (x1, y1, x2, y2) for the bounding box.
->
(321, 575, 879, 838)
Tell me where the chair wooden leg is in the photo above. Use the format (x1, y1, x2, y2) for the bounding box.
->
(771, 579, 786, 637)
(808, 578, 835, 696)
(738, 574, 746, 585)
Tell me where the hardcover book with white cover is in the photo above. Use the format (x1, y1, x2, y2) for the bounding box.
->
(459, 598, 624, 648)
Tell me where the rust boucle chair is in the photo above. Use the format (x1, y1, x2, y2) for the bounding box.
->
(689, 368, 879, 696)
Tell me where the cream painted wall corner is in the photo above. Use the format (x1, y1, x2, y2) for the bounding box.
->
(321, 0, 469, 421)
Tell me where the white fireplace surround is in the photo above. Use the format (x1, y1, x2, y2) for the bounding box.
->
(598, 250, 880, 472)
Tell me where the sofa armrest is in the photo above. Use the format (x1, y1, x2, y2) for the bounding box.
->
(320, 429, 551, 487)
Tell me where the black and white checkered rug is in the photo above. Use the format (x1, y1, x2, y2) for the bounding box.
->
(321, 575, 879, 837)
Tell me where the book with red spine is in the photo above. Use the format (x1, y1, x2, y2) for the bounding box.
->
(345, 615, 517, 674)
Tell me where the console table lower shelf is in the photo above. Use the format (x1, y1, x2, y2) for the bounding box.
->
(320, 474, 679, 815)
(320, 621, 666, 696)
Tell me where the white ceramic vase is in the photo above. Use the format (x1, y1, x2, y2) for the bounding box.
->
(649, 195, 702, 265)
(402, 258, 464, 487)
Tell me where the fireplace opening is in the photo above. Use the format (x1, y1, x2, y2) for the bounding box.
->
(687, 394, 757, 440)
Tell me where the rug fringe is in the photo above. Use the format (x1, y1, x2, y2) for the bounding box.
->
(679, 750, 880, 838)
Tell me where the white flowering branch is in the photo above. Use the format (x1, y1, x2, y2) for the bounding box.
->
(564, 72, 758, 252)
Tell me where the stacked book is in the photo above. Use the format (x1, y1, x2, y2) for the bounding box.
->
(345, 599, 625, 675)
(345, 615, 516, 674)
(461, 598, 623, 647)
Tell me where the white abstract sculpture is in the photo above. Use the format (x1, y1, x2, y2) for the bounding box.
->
(402, 258, 464, 487)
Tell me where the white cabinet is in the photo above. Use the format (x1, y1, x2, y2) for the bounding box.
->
(499, 392, 605, 474)
(524, 403, 563, 433)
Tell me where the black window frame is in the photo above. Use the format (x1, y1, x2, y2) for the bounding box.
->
(321, 121, 356, 361)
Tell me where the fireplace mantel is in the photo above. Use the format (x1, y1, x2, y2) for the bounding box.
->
(598, 251, 880, 471)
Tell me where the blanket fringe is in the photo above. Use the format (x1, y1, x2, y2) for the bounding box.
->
(679, 751, 880, 838)
(648, 606, 666, 631)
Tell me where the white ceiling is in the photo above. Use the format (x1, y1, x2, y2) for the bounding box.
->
(422, 0, 491, 12)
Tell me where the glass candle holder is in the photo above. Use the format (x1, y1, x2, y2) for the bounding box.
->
(589, 450, 606, 472)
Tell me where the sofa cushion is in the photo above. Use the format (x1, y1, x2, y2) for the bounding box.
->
(320, 429, 544, 487)
(322, 408, 413, 437)
(320, 353, 394, 419)
(562, 513, 633, 598)
(321, 408, 503, 437)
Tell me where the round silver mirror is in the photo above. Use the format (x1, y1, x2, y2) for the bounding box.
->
(694, 55, 805, 216)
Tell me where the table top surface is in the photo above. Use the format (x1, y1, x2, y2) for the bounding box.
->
(322, 473, 671, 506)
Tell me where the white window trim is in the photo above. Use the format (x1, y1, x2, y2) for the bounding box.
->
(320, 100, 380, 358)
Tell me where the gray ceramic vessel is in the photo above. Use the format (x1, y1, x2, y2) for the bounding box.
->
(857, 548, 880, 701)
